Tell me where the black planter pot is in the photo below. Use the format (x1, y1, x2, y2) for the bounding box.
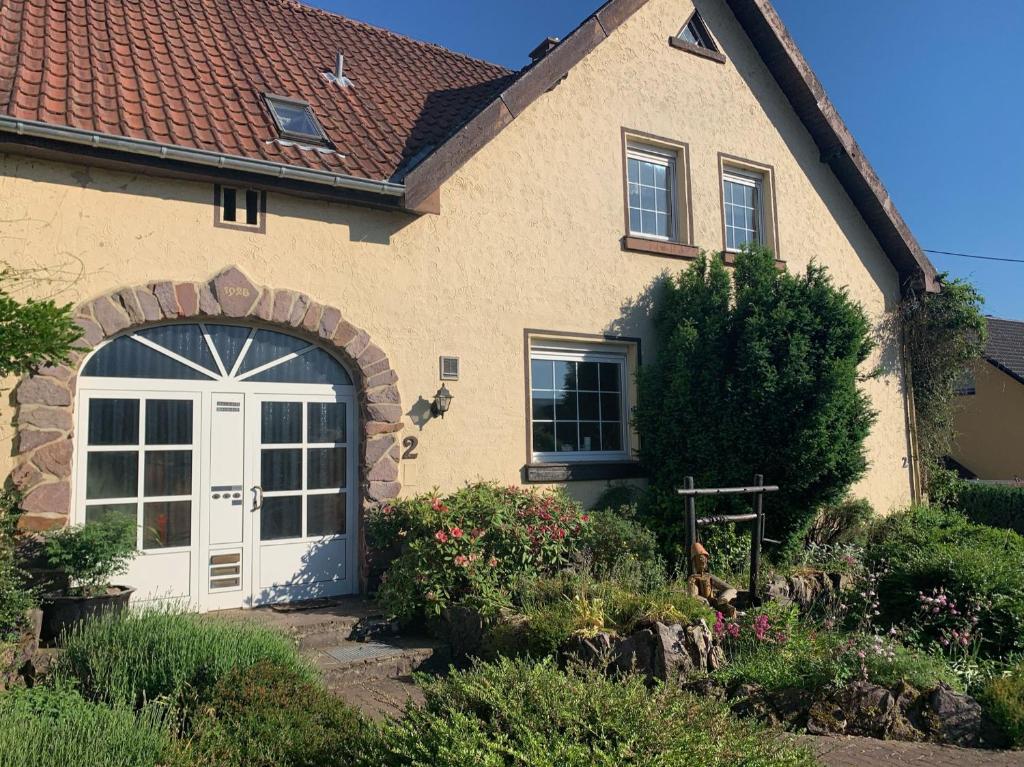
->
(40, 586, 135, 644)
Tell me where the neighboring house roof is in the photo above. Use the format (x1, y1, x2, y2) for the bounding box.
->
(985, 317, 1024, 385)
(0, 0, 937, 291)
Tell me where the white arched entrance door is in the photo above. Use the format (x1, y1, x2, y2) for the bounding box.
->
(73, 322, 358, 611)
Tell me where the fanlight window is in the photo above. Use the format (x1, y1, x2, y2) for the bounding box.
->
(83, 323, 352, 385)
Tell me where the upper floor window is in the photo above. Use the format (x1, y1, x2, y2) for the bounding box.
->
(529, 342, 629, 462)
(627, 144, 676, 241)
(723, 168, 763, 251)
(719, 155, 779, 257)
(264, 94, 328, 144)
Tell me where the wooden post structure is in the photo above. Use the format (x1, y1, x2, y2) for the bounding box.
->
(684, 476, 696, 575)
(749, 474, 764, 601)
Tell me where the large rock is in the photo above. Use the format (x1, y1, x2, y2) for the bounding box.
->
(927, 683, 983, 747)
(611, 621, 723, 681)
(763, 571, 850, 613)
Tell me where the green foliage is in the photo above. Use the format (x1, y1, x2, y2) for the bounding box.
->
(576, 505, 660, 574)
(42, 514, 137, 596)
(0, 490, 34, 644)
(979, 661, 1024, 747)
(712, 605, 958, 694)
(866, 505, 1024, 659)
(483, 566, 715, 660)
(590, 482, 644, 511)
(635, 247, 877, 551)
(180, 661, 368, 767)
(0, 276, 82, 378)
(896, 275, 986, 474)
(50, 607, 313, 711)
(953, 481, 1024, 536)
(800, 496, 874, 548)
(369, 483, 592, 621)
(0, 685, 172, 767)
(368, 657, 816, 767)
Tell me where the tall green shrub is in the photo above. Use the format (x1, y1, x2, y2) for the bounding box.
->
(955, 482, 1024, 535)
(635, 247, 876, 548)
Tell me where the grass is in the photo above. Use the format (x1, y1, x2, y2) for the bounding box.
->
(0, 685, 172, 767)
(49, 606, 314, 711)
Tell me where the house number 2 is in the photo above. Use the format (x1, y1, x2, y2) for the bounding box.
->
(402, 436, 419, 460)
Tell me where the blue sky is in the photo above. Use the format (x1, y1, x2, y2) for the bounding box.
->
(317, 1, 1024, 319)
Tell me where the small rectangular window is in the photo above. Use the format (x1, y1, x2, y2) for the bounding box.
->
(722, 168, 763, 251)
(529, 343, 629, 461)
(215, 185, 264, 231)
(627, 145, 676, 241)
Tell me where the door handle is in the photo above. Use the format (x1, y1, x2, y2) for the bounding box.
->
(251, 485, 263, 512)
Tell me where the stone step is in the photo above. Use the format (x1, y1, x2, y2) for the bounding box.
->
(313, 638, 449, 687)
(208, 596, 380, 649)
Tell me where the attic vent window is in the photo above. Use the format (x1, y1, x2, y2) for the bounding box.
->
(264, 94, 328, 143)
(215, 185, 265, 232)
(670, 12, 726, 63)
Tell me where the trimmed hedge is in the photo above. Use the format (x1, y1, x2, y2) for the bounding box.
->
(957, 482, 1024, 536)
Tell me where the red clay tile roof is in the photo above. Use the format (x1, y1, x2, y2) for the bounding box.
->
(0, 0, 516, 182)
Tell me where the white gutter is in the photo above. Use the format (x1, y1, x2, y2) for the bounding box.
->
(0, 115, 406, 198)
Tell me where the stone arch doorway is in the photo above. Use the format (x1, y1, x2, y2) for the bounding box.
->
(12, 267, 402, 599)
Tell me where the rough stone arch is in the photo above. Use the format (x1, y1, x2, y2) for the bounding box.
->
(11, 266, 402, 582)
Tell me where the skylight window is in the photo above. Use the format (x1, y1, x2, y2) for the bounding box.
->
(264, 94, 328, 143)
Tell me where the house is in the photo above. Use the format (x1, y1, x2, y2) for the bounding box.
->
(950, 317, 1024, 482)
(0, 0, 937, 610)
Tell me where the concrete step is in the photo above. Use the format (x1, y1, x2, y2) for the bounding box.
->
(331, 675, 425, 720)
(208, 596, 380, 649)
(312, 638, 449, 687)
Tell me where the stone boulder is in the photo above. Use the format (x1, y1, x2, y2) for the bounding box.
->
(610, 620, 723, 681)
(764, 571, 850, 613)
(927, 683, 983, 747)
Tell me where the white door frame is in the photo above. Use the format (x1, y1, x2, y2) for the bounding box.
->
(71, 323, 359, 612)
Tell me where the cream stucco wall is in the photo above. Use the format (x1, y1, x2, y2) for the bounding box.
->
(0, 0, 913, 511)
(952, 361, 1024, 481)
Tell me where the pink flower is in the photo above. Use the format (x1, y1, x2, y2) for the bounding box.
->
(434, 530, 449, 543)
(488, 556, 498, 567)
(450, 527, 464, 539)
(454, 555, 469, 567)
(753, 615, 771, 641)
(431, 497, 447, 512)
(727, 623, 740, 639)
(580, 514, 591, 523)
(713, 611, 725, 637)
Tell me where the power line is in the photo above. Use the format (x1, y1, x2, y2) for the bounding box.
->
(924, 249, 1024, 264)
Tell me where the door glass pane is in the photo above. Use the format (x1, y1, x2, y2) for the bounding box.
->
(145, 400, 193, 445)
(86, 452, 138, 500)
(204, 324, 252, 372)
(261, 449, 302, 491)
(261, 496, 302, 540)
(237, 329, 309, 374)
(142, 500, 191, 549)
(85, 503, 137, 525)
(88, 399, 139, 446)
(307, 448, 346, 490)
(135, 325, 219, 373)
(261, 402, 302, 444)
(246, 349, 351, 385)
(83, 335, 214, 380)
(308, 494, 345, 536)
(144, 451, 192, 496)
(307, 402, 346, 443)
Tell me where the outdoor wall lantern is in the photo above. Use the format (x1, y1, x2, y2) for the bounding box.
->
(431, 384, 454, 418)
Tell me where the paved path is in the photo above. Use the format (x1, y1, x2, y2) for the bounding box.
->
(805, 735, 1024, 766)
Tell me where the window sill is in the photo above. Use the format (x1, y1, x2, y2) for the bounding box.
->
(523, 461, 646, 483)
(668, 37, 726, 63)
(622, 235, 699, 259)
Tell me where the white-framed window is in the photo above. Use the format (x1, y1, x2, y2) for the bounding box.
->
(723, 168, 764, 251)
(529, 343, 629, 462)
(627, 144, 676, 241)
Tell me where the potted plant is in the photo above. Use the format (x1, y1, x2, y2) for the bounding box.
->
(39, 514, 138, 642)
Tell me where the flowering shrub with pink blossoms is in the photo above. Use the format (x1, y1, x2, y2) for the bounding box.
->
(368, 483, 593, 621)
